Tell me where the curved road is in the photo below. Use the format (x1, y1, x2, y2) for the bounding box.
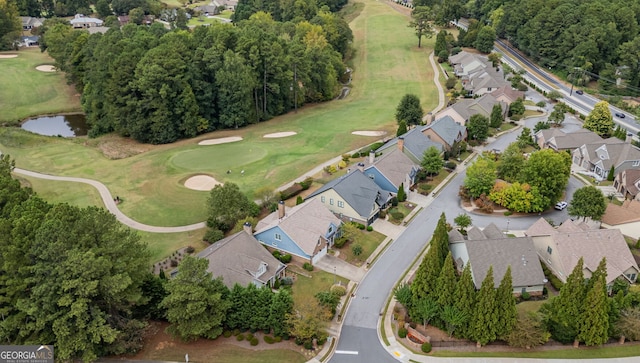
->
(14, 168, 207, 233)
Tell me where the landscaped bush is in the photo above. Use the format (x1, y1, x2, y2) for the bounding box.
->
(521, 291, 531, 300)
(409, 322, 417, 329)
(504, 211, 513, 216)
(357, 223, 365, 230)
(299, 177, 313, 190)
(236, 334, 245, 341)
(419, 184, 432, 192)
(421, 342, 432, 353)
(223, 330, 232, 338)
(281, 277, 294, 286)
(390, 211, 404, 220)
(303, 262, 314, 271)
(264, 335, 275, 344)
(390, 196, 398, 206)
(274, 336, 283, 342)
(330, 284, 347, 296)
(444, 161, 456, 170)
(279, 254, 292, 263)
(272, 250, 281, 259)
(541, 262, 564, 290)
(233, 329, 240, 336)
(204, 228, 225, 243)
(170, 259, 178, 267)
(250, 338, 259, 346)
(317, 335, 327, 345)
(398, 327, 408, 338)
(334, 237, 347, 248)
(303, 340, 314, 350)
(273, 279, 281, 289)
(280, 183, 304, 200)
(185, 246, 195, 254)
(366, 225, 373, 232)
(246, 333, 254, 340)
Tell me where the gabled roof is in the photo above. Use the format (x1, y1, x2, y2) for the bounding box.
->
(364, 148, 418, 189)
(469, 69, 507, 91)
(307, 170, 390, 219)
(490, 85, 524, 103)
(546, 129, 602, 150)
(579, 138, 640, 170)
(526, 218, 638, 284)
(376, 127, 443, 162)
(197, 230, 286, 288)
(423, 116, 466, 147)
(525, 217, 557, 236)
(602, 199, 640, 225)
(20, 17, 44, 27)
(255, 198, 341, 256)
(619, 169, 640, 196)
(448, 93, 504, 121)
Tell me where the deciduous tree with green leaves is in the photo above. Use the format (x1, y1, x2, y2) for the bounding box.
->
(441, 305, 468, 338)
(474, 25, 496, 53)
(409, 6, 434, 48)
(207, 182, 259, 232)
(464, 155, 497, 198)
(490, 103, 504, 128)
(421, 146, 443, 176)
(396, 94, 424, 126)
(584, 101, 614, 138)
(496, 142, 525, 182)
(568, 186, 607, 221)
(467, 114, 490, 142)
(548, 103, 567, 126)
(508, 98, 525, 117)
(519, 149, 571, 207)
(397, 120, 408, 137)
(453, 213, 472, 233)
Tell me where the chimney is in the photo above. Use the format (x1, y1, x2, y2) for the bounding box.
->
(278, 200, 285, 219)
(243, 222, 252, 235)
(357, 162, 365, 172)
(398, 136, 405, 152)
(369, 150, 375, 164)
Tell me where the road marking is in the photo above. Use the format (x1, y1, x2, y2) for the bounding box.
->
(335, 350, 359, 355)
(393, 351, 405, 358)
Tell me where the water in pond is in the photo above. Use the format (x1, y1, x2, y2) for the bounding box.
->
(21, 114, 88, 137)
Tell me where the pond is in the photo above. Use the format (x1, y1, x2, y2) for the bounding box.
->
(21, 114, 88, 137)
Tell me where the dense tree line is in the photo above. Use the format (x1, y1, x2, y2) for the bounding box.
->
(233, 0, 348, 23)
(469, 0, 640, 95)
(42, 9, 352, 144)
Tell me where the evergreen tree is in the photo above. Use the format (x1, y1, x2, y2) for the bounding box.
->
(436, 252, 457, 308)
(495, 266, 517, 339)
(411, 243, 441, 305)
(542, 258, 586, 343)
(490, 103, 504, 128)
(433, 212, 450, 266)
(471, 266, 499, 345)
(397, 183, 407, 202)
(578, 277, 609, 345)
(434, 30, 447, 55)
(454, 264, 476, 339)
(397, 120, 407, 136)
(396, 94, 424, 125)
(268, 289, 294, 337)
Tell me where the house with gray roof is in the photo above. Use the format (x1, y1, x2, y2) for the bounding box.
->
(306, 169, 392, 226)
(196, 225, 286, 289)
(376, 127, 443, 164)
(525, 218, 639, 287)
(422, 115, 467, 152)
(449, 51, 509, 96)
(572, 137, 640, 180)
(613, 168, 640, 200)
(449, 223, 546, 296)
(490, 85, 525, 104)
(70, 14, 104, 28)
(435, 93, 507, 126)
(535, 128, 602, 151)
(20, 16, 44, 30)
(359, 147, 419, 197)
(254, 198, 341, 265)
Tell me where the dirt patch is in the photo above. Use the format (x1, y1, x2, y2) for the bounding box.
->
(183, 174, 222, 191)
(87, 135, 152, 159)
(351, 130, 386, 136)
(35, 65, 56, 72)
(0, 54, 18, 59)
(198, 136, 243, 145)
(263, 131, 297, 138)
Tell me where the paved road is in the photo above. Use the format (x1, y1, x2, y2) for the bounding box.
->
(13, 168, 207, 233)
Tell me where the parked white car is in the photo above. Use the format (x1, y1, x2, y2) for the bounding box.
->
(554, 201, 568, 210)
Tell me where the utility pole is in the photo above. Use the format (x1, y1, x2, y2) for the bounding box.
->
(569, 67, 581, 96)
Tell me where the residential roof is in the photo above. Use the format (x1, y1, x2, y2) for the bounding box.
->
(490, 85, 524, 103)
(364, 148, 418, 190)
(525, 218, 638, 284)
(306, 170, 390, 219)
(197, 230, 286, 288)
(447, 93, 505, 122)
(620, 169, 640, 197)
(547, 129, 602, 150)
(423, 116, 466, 147)
(579, 138, 640, 171)
(376, 127, 443, 162)
(70, 14, 104, 26)
(602, 199, 640, 225)
(255, 198, 341, 256)
(194, 5, 219, 13)
(20, 16, 44, 28)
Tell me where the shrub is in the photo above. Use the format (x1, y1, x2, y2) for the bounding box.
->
(504, 211, 513, 216)
(264, 335, 275, 344)
(334, 237, 347, 248)
(366, 225, 373, 232)
(352, 244, 363, 256)
(445, 77, 457, 89)
(281, 277, 294, 286)
(421, 342, 432, 353)
(250, 338, 259, 346)
(236, 334, 245, 341)
(390, 211, 404, 220)
(398, 327, 408, 338)
(299, 177, 313, 190)
(303, 340, 314, 350)
(246, 333, 254, 340)
(233, 329, 240, 336)
(274, 336, 283, 342)
(409, 322, 417, 329)
(273, 279, 281, 289)
(451, 46, 461, 55)
(303, 262, 314, 271)
(357, 223, 365, 230)
(185, 246, 195, 254)
(521, 291, 531, 301)
(338, 160, 347, 169)
(223, 330, 232, 338)
(317, 335, 327, 345)
(419, 183, 432, 192)
(390, 197, 398, 207)
(330, 284, 347, 296)
(323, 165, 338, 174)
(280, 183, 304, 200)
(272, 250, 281, 259)
(279, 254, 292, 263)
(204, 228, 225, 243)
(296, 195, 303, 205)
(170, 259, 178, 267)
(444, 161, 456, 170)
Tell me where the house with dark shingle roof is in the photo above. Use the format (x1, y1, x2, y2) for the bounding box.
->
(195, 225, 286, 289)
(254, 199, 341, 265)
(376, 127, 443, 164)
(535, 128, 602, 151)
(422, 115, 467, 152)
(448, 223, 546, 296)
(490, 85, 525, 104)
(360, 147, 419, 197)
(20, 16, 44, 30)
(602, 200, 640, 240)
(572, 138, 640, 180)
(306, 169, 392, 227)
(613, 168, 640, 201)
(525, 218, 639, 287)
(435, 93, 508, 126)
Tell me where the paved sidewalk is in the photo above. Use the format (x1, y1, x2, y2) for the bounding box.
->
(314, 254, 366, 282)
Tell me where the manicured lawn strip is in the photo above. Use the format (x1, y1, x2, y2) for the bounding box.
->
(138, 228, 208, 264)
(290, 270, 348, 307)
(433, 344, 640, 358)
(0, 49, 81, 123)
(139, 342, 306, 363)
(340, 230, 385, 265)
(188, 16, 223, 27)
(17, 175, 103, 208)
(515, 300, 545, 318)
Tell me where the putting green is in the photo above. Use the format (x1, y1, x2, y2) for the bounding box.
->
(170, 142, 268, 171)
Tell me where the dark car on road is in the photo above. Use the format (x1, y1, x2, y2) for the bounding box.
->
(575, 90, 584, 95)
(615, 112, 626, 118)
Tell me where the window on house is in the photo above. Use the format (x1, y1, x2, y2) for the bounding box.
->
(328, 226, 333, 233)
(338, 201, 344, 208)
(321, 196, 325, 203)
(275, 233, 281, 241)
(634, 160, 640, 167)
(368, 174, 375, 180)
(330, 198, 334, 205)
(547, 246, 552, 254)
(628, 273, 637, 281)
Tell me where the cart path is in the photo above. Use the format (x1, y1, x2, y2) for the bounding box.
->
(14, 168, 207, 233)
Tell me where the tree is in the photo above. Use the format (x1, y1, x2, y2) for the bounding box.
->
(508, 98, 525, 116)
(548, 103, 567, 126)
(542, 258, 586, 343)
(474, 26, 496, 53)
(467, 114, 490, 142)
(207, 183, 259, 232)
(488, 52, 502, 67)
(490, 103, 504, 128)
(434, 30, 447, 56)
(267, 289, 294, 337)
(616, 307, 640, 341)
(506, 313, 550, 348)
(577, 274, 609, 345)
(415, 297, 440, 327)
(396, 120, 408, 137)
(568, 186, 607, 221)
(607, 165, 615, 181)
(453, 213, 472, 233)
(441, 306, 468, 338)
(584, 101, 614, 138)
(421, 146, 443, 176)
(409, 6, 434, 48)
(519, 149, 571, 207)
(516, 127, 534, 148)
(286, 295, 330, 345)
(546, 90, 563, 103)
(471, 266, 499, 345)
(161, 257, 230, 341)
(464, 155, 497, 198)
(454, 264, 476, 339)
(0, 0, 21, 50)
(495, 266, 517, 339)
(397, 183, 407, 202)
(496, 142, 525, 182)
(396, 94, 423, 126)
(95, 0, 112, 19)
(394, 282, 412, 310)
(436, 252, 457, 308)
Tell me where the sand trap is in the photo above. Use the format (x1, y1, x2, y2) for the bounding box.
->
(0, 54, 18, 59)
(352, 131, 387, 136)
(263, 131, 297, 138)
(184, 175, 222, 191)
(36, 65, 56, 72)
(198, 136, 243, 145)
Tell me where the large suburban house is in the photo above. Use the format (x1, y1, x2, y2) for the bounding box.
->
(490, 85, 525, 104)
(535, 128, 602, 152)
(525, 218, 639, 287)
(70, 14, 104, 28)
(602, 200, 640, 239)
(360, 147, 419, 197)
(20, 16, 44, 30)
(571, 137, 640, 180)
(448, 223, 546, 296)
(376, 127, 443, 163)
(306, 169, 392, 226)
(421, 115, 467, 152)
(255, 198, 342, 265)
(449, 51, 510, 96)
(213, 0, 238, 10)
(613, 168, 640, 200)
(435, 93, 508, 126)
(195, 226, 286, 288)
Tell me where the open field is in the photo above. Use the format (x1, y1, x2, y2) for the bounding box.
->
(17, 174, 103, 208)
(0, 0, 437, 229)
(0, 49, 81, 124)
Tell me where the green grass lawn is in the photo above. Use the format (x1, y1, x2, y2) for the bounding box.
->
(0, 48, 81, 123)
(16, 174, 103, 208)
(187, 16, 224, 27)
(434, 344, 640, 359)
(138, 342, 306, 363)
(290, 270, 348, 308)
(339, 229, 385, 265)
(515, 300, 545, 318)
(0, 0, 438, 229)
(139, 228, 209, 264)
(523, 110, 544, 117)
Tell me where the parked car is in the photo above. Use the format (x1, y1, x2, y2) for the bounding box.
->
(554, 201, 568, 210)
(575, 90, 584, 95)
(615, 112, 626, 118)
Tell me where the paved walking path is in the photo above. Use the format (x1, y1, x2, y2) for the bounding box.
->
(424, 51, 446, 122)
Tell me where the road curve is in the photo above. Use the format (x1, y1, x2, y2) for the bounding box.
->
(13, 168, 207, 233)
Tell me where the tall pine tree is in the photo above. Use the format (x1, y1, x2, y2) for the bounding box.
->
(495, 266, 517, 339)
(543, 258, 586, 343)
(454, 264, 476, 339)
(578, 258, 609, 346)
(436, 252, 458, 308)
(471, 266, 499, 345)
